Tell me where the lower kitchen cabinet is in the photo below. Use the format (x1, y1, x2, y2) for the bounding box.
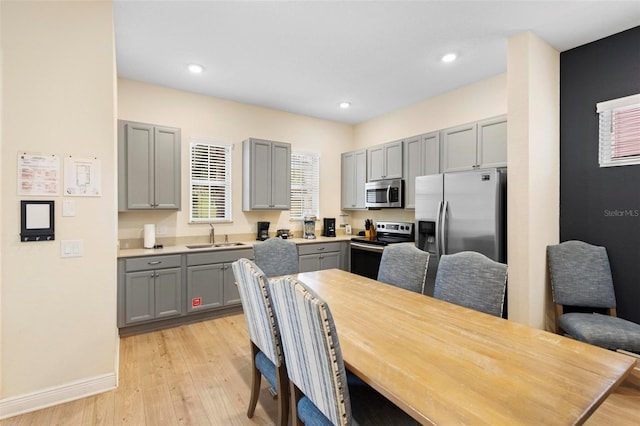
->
(186, 264, 224, 311)
(122, 255, 183, 325)
(298, 242, 343, 272)
(186, 248, 251, 312)
(118, 248, 251, 333)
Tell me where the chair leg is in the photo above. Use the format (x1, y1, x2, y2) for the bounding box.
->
(276, 364, 290, 426)
(290, 382, 304, 426)
(247, 343, 262, 418)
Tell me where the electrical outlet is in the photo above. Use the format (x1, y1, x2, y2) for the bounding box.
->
(157, 225, 168, 235)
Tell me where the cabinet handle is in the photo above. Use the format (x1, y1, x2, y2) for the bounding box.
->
(317, 247, 326, 251)
(148, 261, 162, 265)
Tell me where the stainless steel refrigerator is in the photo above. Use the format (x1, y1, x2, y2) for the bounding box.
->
(415, 168, 506, 297)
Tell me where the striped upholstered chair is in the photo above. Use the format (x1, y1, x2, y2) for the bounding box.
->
(377, 244, 430, 294)
(270, 276, 418, 426)
(253, 238, 299, 277)
(547, 240, 640, 353)
(231, 258, 289, 426)
(433, 251, 507, 317)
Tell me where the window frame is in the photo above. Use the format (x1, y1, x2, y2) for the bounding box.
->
(597, 94, 640, 168)
(189, 138, 232, 223)
(289, 151, 320, 221)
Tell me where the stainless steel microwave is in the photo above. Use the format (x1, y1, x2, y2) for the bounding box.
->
(365, 179, 404, 208)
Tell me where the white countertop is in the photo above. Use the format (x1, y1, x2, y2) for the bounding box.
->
(118, 234, 354, 258)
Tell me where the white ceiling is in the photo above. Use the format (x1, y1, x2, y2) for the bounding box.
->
(113, 1, 640, 124)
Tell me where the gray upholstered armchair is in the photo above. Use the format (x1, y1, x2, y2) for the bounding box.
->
(253, 237, 299, 277)
(433, 251, 508, 317)
(547, 240, 640, 353)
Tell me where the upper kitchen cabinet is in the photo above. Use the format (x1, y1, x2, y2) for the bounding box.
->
(118, 120, 181, 211)
(341, 149, 367, 210)
(441, 115, 507, 172)
(242, 138, 291, 210)
(403, 131, 440, 209)
(477, 116, 508, 169)
(367, 140, 403, 181)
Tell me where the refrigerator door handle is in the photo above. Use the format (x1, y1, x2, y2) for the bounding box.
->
(441, 200, 448, 256)
(435, 200, 443, 257)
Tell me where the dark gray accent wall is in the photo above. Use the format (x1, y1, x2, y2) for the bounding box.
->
(560, 26, 640, 324)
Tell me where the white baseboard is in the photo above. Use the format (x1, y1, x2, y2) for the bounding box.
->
(0, 373, 117, 420)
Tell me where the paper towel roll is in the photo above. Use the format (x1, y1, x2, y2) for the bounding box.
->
(144, 224, 156, 249)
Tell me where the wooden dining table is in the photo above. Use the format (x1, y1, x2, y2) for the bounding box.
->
(291, 268, 637, 425)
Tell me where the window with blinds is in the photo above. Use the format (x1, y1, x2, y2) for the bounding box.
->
(189, 140, 232, 222)
(290, 152, 320, 220)
(597, 94, 640, 168)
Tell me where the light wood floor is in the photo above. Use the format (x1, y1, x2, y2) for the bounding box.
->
(1, 313, 638, 425)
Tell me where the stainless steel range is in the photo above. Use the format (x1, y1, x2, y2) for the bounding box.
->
(350, 221, 414, 280)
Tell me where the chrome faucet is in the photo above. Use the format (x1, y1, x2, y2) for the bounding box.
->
(209, 224, 215, 244)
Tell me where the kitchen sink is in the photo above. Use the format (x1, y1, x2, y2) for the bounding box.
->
(213, 242, 245, 247)
(185, 242, 246, 249)
(185, 244, 215, 249)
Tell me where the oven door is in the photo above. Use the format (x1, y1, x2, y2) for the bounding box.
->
(350, 241, 385, 280)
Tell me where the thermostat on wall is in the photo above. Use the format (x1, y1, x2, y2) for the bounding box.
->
(20, 200, 55, 242)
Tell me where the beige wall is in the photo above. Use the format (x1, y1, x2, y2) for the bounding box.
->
(0, 0, 4, 397)
(349, 73, 508, 226)
(117, 79, 353, 241)
(118, 75, 507, 240)
(353, 73, 507, 149)
(507, 32, 559, 329)
(1, 0, 118, 407)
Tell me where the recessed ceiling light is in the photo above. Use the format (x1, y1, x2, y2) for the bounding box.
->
(441, 53, 457, 63)
(339, 101, 351, 109)
(188, 64, 204, 74)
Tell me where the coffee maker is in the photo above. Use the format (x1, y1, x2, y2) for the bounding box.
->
(322, 218, 336, 237)
(257, 221, 270, 241)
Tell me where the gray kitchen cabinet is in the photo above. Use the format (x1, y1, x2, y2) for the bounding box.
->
(118, 120, 181, 211)
(477, 116, 508, 169)
(403, 131, 440, 209)
(441, 122, 478, 172)
(441, 115, 507, 172)
(242, 138, 291, 210)
(298, 242, 343, 272)
(341, 149, 367, 210)
(122, 255, 183, 325)
(367, 140, 403, 181)
(186, 263, 224, 312)
(186, 248, 252, 313)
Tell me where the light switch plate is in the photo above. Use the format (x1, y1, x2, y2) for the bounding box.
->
(61, 240, 83, 257)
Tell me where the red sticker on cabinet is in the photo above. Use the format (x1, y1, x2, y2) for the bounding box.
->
(192, 297, 202, 307)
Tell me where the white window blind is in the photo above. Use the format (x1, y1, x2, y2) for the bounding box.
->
(290, 152, 320, 220)
(597, 94, 640, 168)
(189, 140, 232, 222)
